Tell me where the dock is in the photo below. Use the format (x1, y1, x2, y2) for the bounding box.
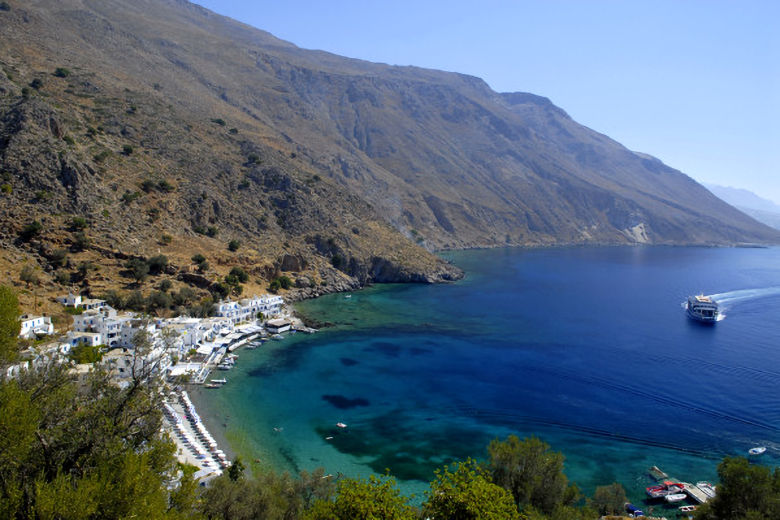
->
(681, 482, 709, 504)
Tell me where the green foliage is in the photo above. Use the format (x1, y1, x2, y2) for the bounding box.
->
(331, 254, 346, 270)
(64, 306, 83, 315)
(0, 363, 200, 519)
(121, 190, 141, 204)
(69, 343, 104, 364)
(19, 220, 43, 241)
(158, 279, 173, 292)
(305, 474, 415, 520)
(160, 233, 173, 245)
(147, 290, 173, 312)
(54, 271, 71, 285)
(207, 226, 218, 237)
(695, 457, 780, 520)
(21, 86, 30, 98)
(228, 239, 241, 251)
(53, 67, 71, 78)
(93, 150, 112, 163)
(210, 282, 230, 300)
(122, 144, 134, 155)
(269, 275, 293, 293)
(141, 179, 156, 193)
(71, 216, 88, 230)
(228, 457, 245, 481)
(0, 286, 20, 362)
(63, 134, 75, 146)
(147, 254, 168, 275)
(229, 266, 249, 283)
(229, 127, 239, 135)
(1, 184, 11, 194)
(72, 231, 90, 251)
(19, 264, 39, 287)
(173, 286, 197, 307)
(423, 459, 521, 520)
(125, 290, 146, 312)
(48, 248, 68, 268)
(191, 253, 206, 265)
(124, 257, 149, 283)
(29, 78, 43, 90)
(246, 153, 260, 165)
(487, 435, 578, 515)
(158, 179, 175, 193)
(211, 118, 226, 126)
(590, 482, 627, 516)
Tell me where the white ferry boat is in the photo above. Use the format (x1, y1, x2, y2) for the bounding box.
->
(686, 295, 719, 323)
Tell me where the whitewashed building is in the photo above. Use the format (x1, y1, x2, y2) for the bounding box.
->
(19, 315, 54, 339)
(56, 293, 106, 310)
(214, 294, 283, 326)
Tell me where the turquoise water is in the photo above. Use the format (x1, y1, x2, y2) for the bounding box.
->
(196, 246, 780, 507)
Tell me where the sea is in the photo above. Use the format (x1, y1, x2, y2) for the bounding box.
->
(194, 245, 780, 508)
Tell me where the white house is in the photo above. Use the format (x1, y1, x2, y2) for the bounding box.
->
(214, 294, 283, 326)
(19, 315, 54, 339)
(72, 306, 134, 347)
(266, 318, 291, 334)
(56, 293, 106, 310)
(67, 331, 102, 348)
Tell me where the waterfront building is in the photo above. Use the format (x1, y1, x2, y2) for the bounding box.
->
(214, 294, 283, 326)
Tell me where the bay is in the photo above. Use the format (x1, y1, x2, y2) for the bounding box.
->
(195, 246, 780, 505)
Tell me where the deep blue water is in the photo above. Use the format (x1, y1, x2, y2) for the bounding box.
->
(197, 246, 780, 505)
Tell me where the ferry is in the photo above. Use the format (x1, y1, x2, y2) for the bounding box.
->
(686, 295, 719, 323)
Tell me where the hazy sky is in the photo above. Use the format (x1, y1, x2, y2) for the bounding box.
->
(194, 0, 780, 203)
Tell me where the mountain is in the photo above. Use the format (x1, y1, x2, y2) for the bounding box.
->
(705, 184, 780, 230)
(1, 0, 778, 310)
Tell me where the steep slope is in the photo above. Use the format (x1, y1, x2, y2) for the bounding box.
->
(0, 0, 778, 310)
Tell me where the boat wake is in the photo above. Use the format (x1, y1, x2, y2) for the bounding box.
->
(708, 287, 780, 313)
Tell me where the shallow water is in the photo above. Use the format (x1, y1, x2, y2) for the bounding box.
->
(197, 246, 780, 507)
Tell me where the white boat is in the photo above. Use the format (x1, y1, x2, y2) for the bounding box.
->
(686, 295, 719, 323)
(336, 422, 347, 428)
(665, 493, 687, 503)
(695, 482, 717, 499)
(749, 446, 767, 455)
(679, 505, 697, 513)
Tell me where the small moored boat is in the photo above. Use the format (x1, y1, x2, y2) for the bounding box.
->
(665, 493, 687, 503)
(336, 422, 347, 428)
(749, 446, 767, 456)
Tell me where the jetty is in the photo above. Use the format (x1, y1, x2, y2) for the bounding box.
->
(647, 466, 715, 505)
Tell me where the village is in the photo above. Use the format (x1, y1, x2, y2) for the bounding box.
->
(8, 291, 311, 483)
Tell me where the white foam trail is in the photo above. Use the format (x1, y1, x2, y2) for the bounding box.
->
(708, 287, 780, 306)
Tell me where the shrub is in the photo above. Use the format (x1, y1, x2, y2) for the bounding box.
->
(48, 249, 68, 268)
(19, 220, 43, 241)
(206, 226, 218, 238)
(140, 179, 156, 193)
(29, 78, 43, 90)
(120, 191, 140, 204)
(63, 135, 75, 146)
(246, 153, 260, 165)
(157, 179, 175, 193)
(54, 271, 71, 285)
(53, 67, 71, 78)
(269, 275, 292, 293)
(71, 216, 88, 230)
(158, 279, 172, 292)
(93, 150, 111, 163)
(228, 267, 248, 283)
(147, 290, 173, 311)
(122, 145, 133, 155)
(193, 226, 206, 235)
(209, 282, 229, 300)
(228, 239, 241, 252)
(331, 254, 345, 270)
(173, 286, 196, 306)
(21, 87, 30, 98)
(72, 232, 89, 251)
(147, 254, 168, 275)
(1, 184, 11, 194)
(228, 128, 238, 135)
(211, 118, 226, 126)
(124, 257, 149, 283)
(197, 261, 209, 273)
(20, 265, 39, 287)
(160, 234, 172, 245)
(191, 254, 206, 265)
(125, 290, 146, 311)
(69, 344, 103, 364)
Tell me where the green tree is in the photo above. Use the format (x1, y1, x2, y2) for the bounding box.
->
(0, 358, 200, 518)
(228, 266, 249, 284)
(487, 435, 579, 515)
(305, 474, 416, 520)
(69, 343, 104, 364)
(695, 457, 780, 520)
(19, 220, 42, 241)
(591, 482, 627, 516)
(19, 264, 39, 288)
(423, 459, 521, 520)
(125, 257, 149, 284)
(228, 239, 241, 252)
(71, 216, 88, 230)
(0, 286, 20, 362)
(147, 254, 169, 275)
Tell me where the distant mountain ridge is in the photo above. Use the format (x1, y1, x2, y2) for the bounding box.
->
(0, 0, 778, 307)
(705, 184, 780, 231)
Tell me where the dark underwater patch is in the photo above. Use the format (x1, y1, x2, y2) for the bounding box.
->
(364, 341, 401, 357)
(340, 357, 359, 366)
(322, 394, 370, 409)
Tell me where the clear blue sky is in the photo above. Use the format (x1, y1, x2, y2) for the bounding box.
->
(194, 0, 780, 204)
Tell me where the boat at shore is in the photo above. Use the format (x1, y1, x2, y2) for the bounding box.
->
(686, 295, 719, 323)
(646, 481, 685, 499)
